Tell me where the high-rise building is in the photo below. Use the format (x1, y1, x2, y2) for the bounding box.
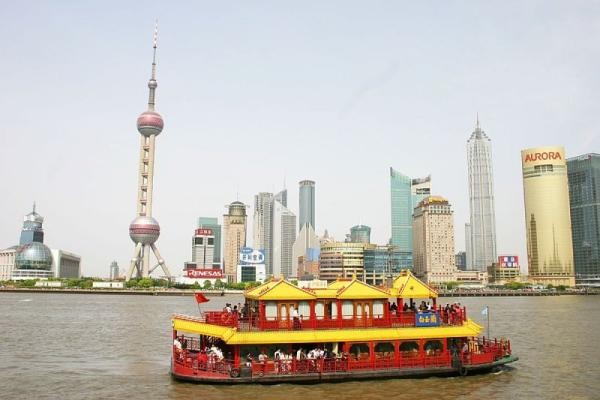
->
(363, 245, 401, 286)
(223, 201, 248, 283)
(126, 25, 171, 281)
(197, 217, 221, 268)
(412, 196, 458, 284)
(12, 205, 54, 280)
(191, 228, 215, 268)
(466, 118, 497, 271)
(292, 223, 320, 278)
(272, 191, 296, 278)
(567, 153, 600, 286)
(253, 192, 273, 274)
(389, 167, 431, 268)
(110, 261, 120, 280)
(299, 180, 315, 230)
(350, 225, 371, 244)
(521, 146, 575, 286)
(19, 203, 44, 245)
(455, 251, 467, 271)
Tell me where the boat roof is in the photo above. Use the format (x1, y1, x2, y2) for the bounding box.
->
(172, 315, 482, 345)
(245, 278, 317, 301)
(390, 270, 438, 299)
(245, 276, 391, 301)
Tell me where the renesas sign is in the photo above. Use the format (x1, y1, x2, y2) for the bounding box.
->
(522, 147, 565, 166)
(239, 247, 265, 264)
(186, 269, 224, 279)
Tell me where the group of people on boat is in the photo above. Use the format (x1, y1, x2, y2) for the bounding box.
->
(247, 346, 347, 375)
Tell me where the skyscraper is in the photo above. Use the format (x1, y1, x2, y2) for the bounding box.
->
(223, 201, 248, 283)
(299, 180, 315, 230)
(272, 190, 296, 278)
(567, 153, 600, 285)
(253, 192, 273, 274)
(412, 196, 458, 284)
(197, 217, 221, 268)
(350, 225, 371, 244)
(521, 146, 575, 286)
(191, 228, 215, 268)
(389, 167, 431, 267)
(466, 118, 497, 271)
(126, 25, 171, 281)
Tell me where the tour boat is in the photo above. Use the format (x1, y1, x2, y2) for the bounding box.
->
(171, 271, 518, 383)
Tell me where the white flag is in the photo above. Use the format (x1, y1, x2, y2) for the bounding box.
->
(481, 306, 488, 316)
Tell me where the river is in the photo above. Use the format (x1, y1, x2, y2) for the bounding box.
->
(0, 293, 598, 399)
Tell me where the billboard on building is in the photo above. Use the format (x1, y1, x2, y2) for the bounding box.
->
(239, 247, 265, 265)
(195, 228, 214, 236)
(498, 255, 519, 268)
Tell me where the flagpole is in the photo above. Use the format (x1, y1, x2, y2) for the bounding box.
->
(486, 305, 490, 339)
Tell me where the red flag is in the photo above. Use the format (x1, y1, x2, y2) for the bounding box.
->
(194, 292, 209, 304)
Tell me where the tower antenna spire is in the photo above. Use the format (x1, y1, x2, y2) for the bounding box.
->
(147, 20, 158, 111)
(476, 112, 480, 130)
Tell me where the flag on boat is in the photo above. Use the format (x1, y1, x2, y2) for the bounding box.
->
(194, 292, 209, 304)
(481, 306, 489, 316)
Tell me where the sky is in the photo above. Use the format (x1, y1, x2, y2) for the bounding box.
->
(1, 1, 599, 277)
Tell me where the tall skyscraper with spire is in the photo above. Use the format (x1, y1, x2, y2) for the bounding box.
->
(125, 24, 172, 281)
(466, 117, 497, 271)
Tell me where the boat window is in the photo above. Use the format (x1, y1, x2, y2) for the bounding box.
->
(265, 302, 277, 318)
(298, 301, 310, 319)
(374, 342, 394, 354)
(331, 302, 338, 318)
(315, 302, 324, 318)
(373, 300, 384, 316)
(349, 343, 370, 361)
(356, 303, 363, 318)
(280, 304, 288, 319)
(400, 341, 419, 357)
(342, 301, 353, 319)
(424, 340, 443, 355)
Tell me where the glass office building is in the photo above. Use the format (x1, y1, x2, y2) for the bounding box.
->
(567, 153, 600, 286)
(389, 167, 430, 268)
(363, 246, 401, 286)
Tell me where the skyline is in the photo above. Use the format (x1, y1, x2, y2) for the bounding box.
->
(2, 2, 599, 277)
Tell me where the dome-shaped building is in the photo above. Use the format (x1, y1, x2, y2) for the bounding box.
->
(12, 241, 54, 279)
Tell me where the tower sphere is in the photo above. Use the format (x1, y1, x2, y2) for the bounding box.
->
(137, 110, 164, 137)
(129, 216, 160, 244)
(15, 242, 53, 270)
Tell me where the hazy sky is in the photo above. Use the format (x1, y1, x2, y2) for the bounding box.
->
(1, 1, 598, 277)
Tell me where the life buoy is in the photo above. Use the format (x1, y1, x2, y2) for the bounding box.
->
(459, 365, 468, 376)
(230, 368, 240, 378)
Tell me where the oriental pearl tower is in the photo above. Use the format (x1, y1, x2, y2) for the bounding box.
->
(125, 25, 172, 281)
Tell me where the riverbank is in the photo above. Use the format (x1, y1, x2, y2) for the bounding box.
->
(0, 287, 243, 296)
(1, 287, 597, 296)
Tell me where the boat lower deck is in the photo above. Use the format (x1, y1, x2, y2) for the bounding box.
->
(171, 355, 518, 384)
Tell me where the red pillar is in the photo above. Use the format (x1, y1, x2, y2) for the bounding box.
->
(310, 300, 316, 329)
(337, 300, 343, 328)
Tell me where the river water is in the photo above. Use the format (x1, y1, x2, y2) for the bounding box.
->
(0, 293, 598, 399)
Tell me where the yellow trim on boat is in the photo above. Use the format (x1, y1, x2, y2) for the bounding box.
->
(172, 317, 482, 345)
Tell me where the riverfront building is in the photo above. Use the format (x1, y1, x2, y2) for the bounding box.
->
(389, 167, 431, 268)
(319, 242, 376, 282)
(466, 118, 497, 271)
(567, 154, 600, 287)
(191, 228, 215, 269)
(412, 196, 458, 285)
(197, 217, 221, 268)
(363, 245, 401, 286)
(223, 201, 248, 283)
(521, 146, 575, 286)
(292, 223, 320, 278)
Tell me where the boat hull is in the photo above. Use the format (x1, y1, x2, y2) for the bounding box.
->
(171, 355, 518, 384)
